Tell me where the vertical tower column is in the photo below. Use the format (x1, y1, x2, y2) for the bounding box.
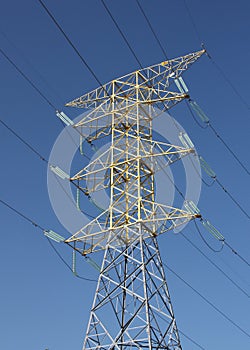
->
(65, 50, 205, 349)
(83, 229, 182, 350)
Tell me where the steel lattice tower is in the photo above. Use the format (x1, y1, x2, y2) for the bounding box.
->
(65, 50, 205, 349)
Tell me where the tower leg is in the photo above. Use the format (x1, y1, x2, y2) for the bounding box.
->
(83, 228, 182, 350)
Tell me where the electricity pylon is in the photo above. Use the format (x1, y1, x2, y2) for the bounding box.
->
(65, 50, 205, 349)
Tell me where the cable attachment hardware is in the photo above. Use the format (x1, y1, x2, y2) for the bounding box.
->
(76, 187, 81, 211)
(179, 132, 194, 149)
(201, 43, 212, 59)
(56, 110, 74, 126)
(199, 156, 216, 179)
(188, 100, 210, 124)
(201, 220, 225, 241)
(50, 165, 70, 180)
(184, 200, 200, 215)
(174, 76, 189, 93)
(44, 230, 65, 242)
(72, 249, 77, 275)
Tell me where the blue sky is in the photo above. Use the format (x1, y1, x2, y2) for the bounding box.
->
(0, 1, 250, 349)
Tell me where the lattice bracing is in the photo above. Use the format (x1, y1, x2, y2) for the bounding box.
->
(66, 50, 205, 143)
(83, 231, 182, 350)
(65, 202, 199, 255)
(65, 50, 205, 349)
(66, 50, 205, 110)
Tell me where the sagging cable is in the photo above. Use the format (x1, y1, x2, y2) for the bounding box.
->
(188, 100, 209, 124)
(56, 110, 74, 126)
(85, 256, 102, 272)
(44, 230, 65, 243)
(89, 196, 105, 212)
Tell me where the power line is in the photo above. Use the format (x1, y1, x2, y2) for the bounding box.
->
(0, 44, 83, 154)
(215, 178, 250, 220)
(0, 118, 48, 163)
(0, 198, 45, 231)
(157, 156, 250, 274)
(194, 220, 250, 269)
(46, 238, 97, 282)
(0, 28, 65, 106)
(182, 0, 250, 112)
(181, 232, 250, 298)
(0, 48, 57, 110)
(176, 100, 250, 219)
(156, 309, 206, 350)
(224, 241, 250, 268)
(187, 96, 250, 176)
(186, 98, 250, 176)
(0, 197, 96, 282)
(0, 36, 101, 219)
(194, 220, 224, 253)
(5, 0, 249, 344)
(14, 0, 249, 334)
(135, 0, 169, 60)
(134, 0, 250, 187)
(208, 122, 250, 176)
(0, 195, 206, 346)
(37, 0, 250, 191)
(182, 0, 203, 45)
(0, 115, 97, 220)
(158, 155, 250, 269)
(178, 329, 206, 350)
(37, 0, 106, 90)
(164, 262, 250, 339)
(181, 107, 250, 219)
(209, 58, 250, 112)
(100, 0, 143, 69)
(132, 0, 250, 215)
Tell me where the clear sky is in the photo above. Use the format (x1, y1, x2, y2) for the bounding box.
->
(0, 1, 250, 349)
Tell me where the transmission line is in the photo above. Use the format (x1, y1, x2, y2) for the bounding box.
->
(37, 0, 107, 92)
(155, 311, 206, 350)
(2, 57, 248, 301)
(0, 48, 56, 110)
(187, 98, 250, 176)
(132, 1, 250, 214)
(0, 28, 65, 106)
(14, 0, 250, 333)
(135, 0, 169, 60)
(208, 122, 250, 176)
(0, 118, 48, 163)
(224, 241, 250, 268)
(181, 232, 250, 298)
(0, 114, 96, 220)
(164, 262, 250, 339)
(194, 220, 250, 269)
(194, 221, 224, 253)
(100, 0, 143, 69)
(0, 197, 96, 282)
(157, 156, 250, 269)
(4, 3, 249, 344)
(177, 329, 205, 350)
(182, 0, 250, 112)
